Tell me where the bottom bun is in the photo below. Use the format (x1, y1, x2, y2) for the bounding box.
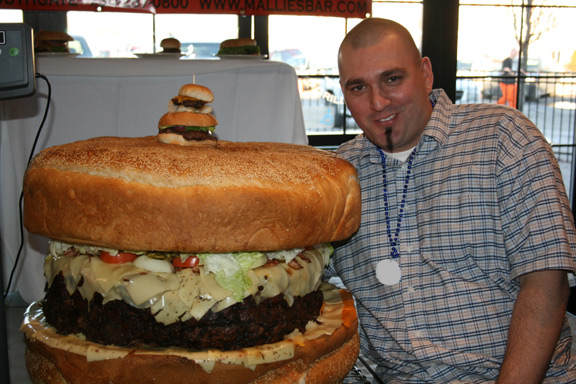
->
(22, 284, 359, 384)
(157, 132, 218, 147)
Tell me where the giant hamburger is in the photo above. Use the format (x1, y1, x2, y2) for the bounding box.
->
(21, 127, 361, 382)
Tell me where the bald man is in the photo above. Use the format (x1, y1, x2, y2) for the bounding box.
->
(330, 18, 576, 383)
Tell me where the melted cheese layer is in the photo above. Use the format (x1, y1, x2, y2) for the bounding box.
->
(21, 283, 353, 371)
(44, 248, 326, 324)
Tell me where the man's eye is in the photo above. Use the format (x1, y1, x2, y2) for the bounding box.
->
(350, 84, 366, 92)
(387, 76, 401, 83)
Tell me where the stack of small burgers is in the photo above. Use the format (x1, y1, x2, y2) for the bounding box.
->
(157, 84, 218, 146)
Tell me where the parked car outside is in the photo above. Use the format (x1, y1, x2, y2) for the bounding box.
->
(69, 35, 93, 57)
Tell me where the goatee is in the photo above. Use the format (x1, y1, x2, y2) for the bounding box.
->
(384, 128, 394, 152)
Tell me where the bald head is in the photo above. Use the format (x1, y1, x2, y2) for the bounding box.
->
(336, 17, 434, 152)
(338, 18, 422, 70)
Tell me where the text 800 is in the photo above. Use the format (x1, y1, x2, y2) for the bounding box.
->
(149, 0, 189, 8)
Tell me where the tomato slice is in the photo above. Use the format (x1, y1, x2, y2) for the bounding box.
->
(100, 251, 138, 264)
(172, 255, 199, 268)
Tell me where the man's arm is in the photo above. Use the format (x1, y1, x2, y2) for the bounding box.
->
(497, 270, 570, 384)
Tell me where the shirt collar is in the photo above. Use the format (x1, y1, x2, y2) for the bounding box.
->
(422, 89, 453, 151)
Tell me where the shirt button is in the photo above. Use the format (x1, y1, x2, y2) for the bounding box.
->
(407, 286, 416, 294)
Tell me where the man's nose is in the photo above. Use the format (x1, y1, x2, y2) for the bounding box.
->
(370, 88, 390, 112)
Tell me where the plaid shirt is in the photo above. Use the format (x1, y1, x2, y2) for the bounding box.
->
(333, 89, 576, 383)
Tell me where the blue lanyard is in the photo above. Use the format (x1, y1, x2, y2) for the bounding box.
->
(378, 148, 417, 259)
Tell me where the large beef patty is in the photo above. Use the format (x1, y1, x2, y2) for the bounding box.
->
(42, 273, 323, 351)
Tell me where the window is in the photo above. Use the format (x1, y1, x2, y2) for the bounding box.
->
(269, 15, 350, 139)
(67, 11, 153, 57)
(0, 10, 23, 22)
(154, 14, 237, 57)
(457, 1, 576, 197)
(66, 12, 236, 58)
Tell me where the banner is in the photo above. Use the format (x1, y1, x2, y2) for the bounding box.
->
(0, 0, 371, 18)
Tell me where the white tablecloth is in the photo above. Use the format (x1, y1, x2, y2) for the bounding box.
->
(0, 56, 307, 303)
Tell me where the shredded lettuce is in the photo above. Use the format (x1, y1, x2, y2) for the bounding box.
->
(159, 125, 215, 133)
(197, 244, 335, 302)
(265, 248, 304, 264)
(314, 243, 335, 266)
(197, 252, 267, 302)
(217, 45, 261, 55)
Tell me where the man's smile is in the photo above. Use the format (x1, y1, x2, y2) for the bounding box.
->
(378, 114, 396, 123)
(376, 113, 398, 124)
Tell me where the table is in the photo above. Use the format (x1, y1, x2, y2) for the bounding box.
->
(0, 56, 307, 303)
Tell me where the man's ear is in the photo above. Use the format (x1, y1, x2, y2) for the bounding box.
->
(421, 57, 434, 93)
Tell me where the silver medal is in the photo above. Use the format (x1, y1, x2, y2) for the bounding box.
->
(376, 259, 402, 285)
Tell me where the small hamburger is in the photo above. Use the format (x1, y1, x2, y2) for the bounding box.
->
(217, 38, 261, 56)
(168, 83, 214, 114)
(160, 37, 181, 54)
(21, 133, 361, 383)
(35, 31, 74, 53)
(158, 84, 217, 146)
